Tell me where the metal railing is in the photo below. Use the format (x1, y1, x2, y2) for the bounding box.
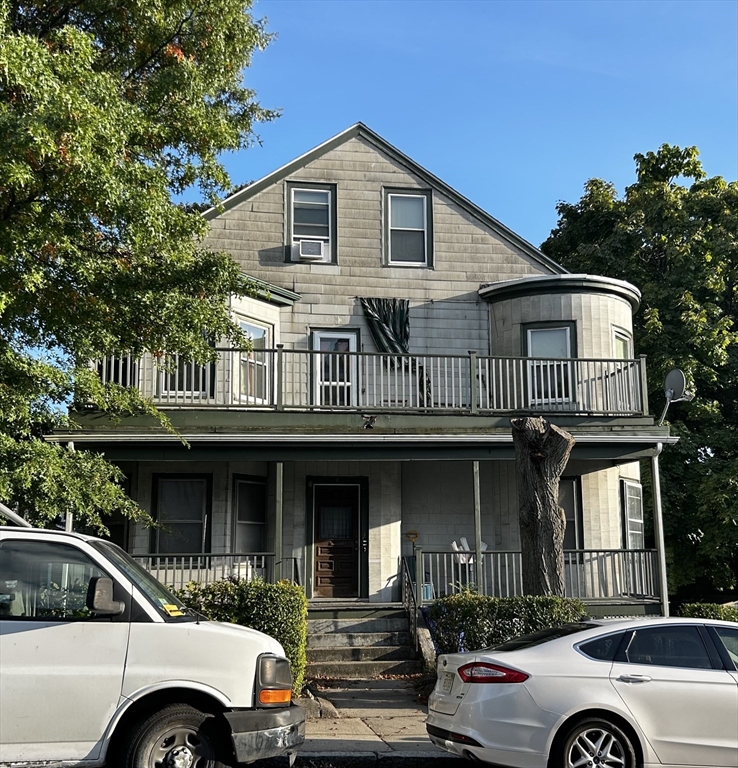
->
(400, 556, 419, 651)
(414, 548, 659, 604)
(134, 553, 301, 591)
(94, 348, 647, 416)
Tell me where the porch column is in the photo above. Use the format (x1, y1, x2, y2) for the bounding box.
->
(473, 460, 483, 590)
(651, 444, 669, 616)
(275, 462, 284, 581)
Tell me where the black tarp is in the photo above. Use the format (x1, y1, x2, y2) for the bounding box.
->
(359, 297, 410, 354)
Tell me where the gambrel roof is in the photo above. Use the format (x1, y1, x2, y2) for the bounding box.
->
(203, 123, 566, 275)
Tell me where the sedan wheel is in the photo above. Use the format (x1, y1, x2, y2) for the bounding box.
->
(561, 717, 637, 768)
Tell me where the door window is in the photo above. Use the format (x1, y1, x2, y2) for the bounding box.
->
(713, 627, 738, 670)
(0, 540, 108, 621)
(312, 330, 358, 406)
(623, 626, 713, 669)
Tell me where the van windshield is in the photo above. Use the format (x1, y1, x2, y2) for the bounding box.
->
(90, 541, 197, 623)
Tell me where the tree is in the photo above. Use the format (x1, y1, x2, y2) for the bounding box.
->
(511, 417, 575, 596)
(541, 145, 738, 598)
(0, 0, 276, 531)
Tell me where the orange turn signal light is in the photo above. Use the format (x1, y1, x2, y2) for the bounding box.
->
(259, 688, 292, 705)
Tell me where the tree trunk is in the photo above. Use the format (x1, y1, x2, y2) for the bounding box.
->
(511, 417, 576, 597)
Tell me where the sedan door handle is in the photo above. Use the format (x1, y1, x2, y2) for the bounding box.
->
(617, 674, 652, 683)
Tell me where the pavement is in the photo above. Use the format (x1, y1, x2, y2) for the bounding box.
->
(259, 677, 461, 768)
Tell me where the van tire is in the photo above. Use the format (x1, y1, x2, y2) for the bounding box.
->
(121, 703, 232, 768)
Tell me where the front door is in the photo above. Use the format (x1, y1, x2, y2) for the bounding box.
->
(313, 484, 360, 598)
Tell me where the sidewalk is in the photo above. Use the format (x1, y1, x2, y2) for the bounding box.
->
(261, 677, 461, 767)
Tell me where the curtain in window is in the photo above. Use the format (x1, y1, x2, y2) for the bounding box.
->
(359, 297, 410, 354)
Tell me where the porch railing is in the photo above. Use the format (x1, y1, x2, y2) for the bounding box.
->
(94, 348, 647, 416)
(134, 553, 300, 591)
(414, 548, 659, 604)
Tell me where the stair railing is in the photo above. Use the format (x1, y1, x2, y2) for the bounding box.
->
(400, 555, 419, 651)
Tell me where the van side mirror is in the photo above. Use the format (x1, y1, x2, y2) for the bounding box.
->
(86, 577, 124, 616)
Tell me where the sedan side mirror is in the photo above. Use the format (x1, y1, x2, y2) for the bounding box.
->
(86, 577, 125, 616)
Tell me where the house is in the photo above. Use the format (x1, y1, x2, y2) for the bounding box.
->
(53, 124, 674, 614)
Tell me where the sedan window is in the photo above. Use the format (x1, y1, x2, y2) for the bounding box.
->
(713, 627, 738, 670)
(578, 632, 625, 661)
(623, 626, 713, 669)
(490, 623, 596, 651)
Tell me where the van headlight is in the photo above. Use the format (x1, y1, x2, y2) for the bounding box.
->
(255, 653, 293, 706)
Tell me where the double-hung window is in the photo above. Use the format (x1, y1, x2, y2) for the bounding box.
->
(526, 324, 574, 408)
(234, 477, 267, 553)
(238, 320, 271, 404)
(152, 475, 211, 554)
(288, 182, 336, 263)
(622, 480, 644, 549)
(385, 190, 433, 267)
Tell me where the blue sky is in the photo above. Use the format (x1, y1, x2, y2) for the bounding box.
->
(218, 0, 737, 248)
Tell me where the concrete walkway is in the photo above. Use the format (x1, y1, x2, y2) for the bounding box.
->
(260, 678, 461, 767)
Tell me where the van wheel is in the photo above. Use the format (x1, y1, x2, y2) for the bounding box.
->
(122, 703, 232, 768)
(559, 717, 637, 768)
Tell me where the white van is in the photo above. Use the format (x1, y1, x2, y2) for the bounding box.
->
(0, 527, 305, 767)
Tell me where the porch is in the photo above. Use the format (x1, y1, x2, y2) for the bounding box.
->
(96, 347, 648, 417)
(136, 547, 660, 606)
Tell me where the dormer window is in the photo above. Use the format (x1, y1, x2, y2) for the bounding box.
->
(287, 182, 336, 264)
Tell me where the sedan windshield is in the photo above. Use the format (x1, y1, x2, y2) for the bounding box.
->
(90, 541, 196, 622)
(489, 623, 597, 652)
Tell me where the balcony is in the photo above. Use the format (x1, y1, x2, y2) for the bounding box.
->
(96, 348, 647, 417)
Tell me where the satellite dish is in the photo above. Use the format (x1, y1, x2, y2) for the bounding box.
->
(659, 368, 694, 426)
(664, 369, 687, 402)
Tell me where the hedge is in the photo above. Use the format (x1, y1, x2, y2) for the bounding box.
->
(178, 578, 308, 694)
(429, 591, 588, 654)
(678, 603, 738, 622)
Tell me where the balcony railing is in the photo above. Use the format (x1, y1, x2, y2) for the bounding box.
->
(95, 348, 647, 416)
(134, 553, 300, 591)
(413, 548, 659, 604)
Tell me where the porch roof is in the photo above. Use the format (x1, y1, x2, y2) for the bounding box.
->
(49, 422, 676, 463)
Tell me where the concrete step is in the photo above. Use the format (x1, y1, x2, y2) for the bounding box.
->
(306, 658, 422, 679)
(308, 630, 412, 648)
(307, 616, 409, 634)
(307, 604, 406, 621)
(307, 645, 416, 662)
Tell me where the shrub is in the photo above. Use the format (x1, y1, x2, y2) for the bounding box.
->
(178, 578, 308, 694)
(678, 602, 738, 622)
(429, 590, 587, 653)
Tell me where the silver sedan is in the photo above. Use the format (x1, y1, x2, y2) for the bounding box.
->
(426, 617, 738, 768)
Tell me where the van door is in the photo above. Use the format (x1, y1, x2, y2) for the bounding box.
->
(0, 538, 130, 762)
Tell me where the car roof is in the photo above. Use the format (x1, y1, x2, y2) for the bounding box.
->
(585, 616, 736, 629)
(0, 526, 99, 543)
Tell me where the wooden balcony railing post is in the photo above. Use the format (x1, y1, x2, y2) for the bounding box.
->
(638, 355, 649, 416)
(276, 344, 284, 411)
(468, 350, 478, 414)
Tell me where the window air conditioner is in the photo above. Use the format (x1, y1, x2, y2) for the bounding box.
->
(297, 240, 325, 261)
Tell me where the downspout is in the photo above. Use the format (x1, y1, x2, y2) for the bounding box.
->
(651, 443, 669, 616)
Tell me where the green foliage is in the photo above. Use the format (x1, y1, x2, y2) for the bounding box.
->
(428, 590, 587, 654)
(678, 602, 738, 622)
(541, 145, 738, 596)
(0, 1, 275, 529)
(178, 578, 308, 694)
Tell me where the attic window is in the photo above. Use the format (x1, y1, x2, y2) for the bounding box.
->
(385, 189, 433, 267)
(286, 182, 337, 264)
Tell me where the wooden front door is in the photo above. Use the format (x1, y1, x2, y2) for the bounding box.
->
(313, 484, 360, 598)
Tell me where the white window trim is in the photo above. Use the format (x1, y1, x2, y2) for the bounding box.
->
(387, 193, 429, 267)
(613, 328, 633, 360)
(526, 326, 573, 406)
(291, 186, 332, 262)
(312, 330, 358, 407)
(622, 479, 645, 550)
(236, 317, 272, 405)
